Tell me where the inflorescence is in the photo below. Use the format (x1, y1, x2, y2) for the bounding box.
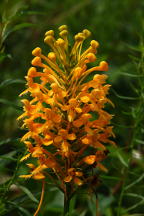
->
(18, 25, 115, 192)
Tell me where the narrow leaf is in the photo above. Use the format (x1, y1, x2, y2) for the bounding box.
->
(18, 185, 39, 203)
(112, 90, 139, 100)
(125, 173, 144, 190)
(3, 23, 36, 42)
(116, 72, 144, 78)
(0, 138, 19, 146)
(0, 79, 25, 88)
(0, 98, 22, 110)
(117, 152, 128, 167)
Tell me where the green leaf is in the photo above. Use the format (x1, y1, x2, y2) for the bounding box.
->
(79, 210, 87, 216)
(125, 173, 144, 190)
(122, 214, 144, 216)
(135, 139, 144, 145)
(2, 23, 36, 42)
(0, 53, 12, 62)
(1, 1, 24, 22)
(101, 175, 120, 181)
(21, 10, 47, 16)
(126, 200, 144, 211)
(112, 90, 139, 100)
(8, 201, 31, 216)
(0, 155, 17, 161)
(0, 138, 19, 146)
(11, 22, 36, 31)
(99, 194, 114, 209)
(0, 98, 22, 110)
(18, 185, 39, 203)
(69, 195, 76, 215)
(124, 193, 144, 199)
(116, 72, 144, 78)
(108, 146, 129, 167)
(0, 79, 25, 88)
(0, 151, 17, 162)
(125, 43, 144, 52)
(117, 152, 128, 167)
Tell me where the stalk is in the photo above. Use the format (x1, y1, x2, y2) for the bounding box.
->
(63, 185, 71, 216)
(63, 194, 70, 216)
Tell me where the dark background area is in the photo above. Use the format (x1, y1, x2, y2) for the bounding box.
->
(0, 0, 144, 215)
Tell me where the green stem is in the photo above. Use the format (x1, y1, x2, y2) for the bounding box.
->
(63, 185, 71, 216)
(64, 194, 70, 216)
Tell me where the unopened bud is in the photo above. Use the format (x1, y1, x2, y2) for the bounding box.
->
(90, 40, 99, 48)
(45, 30, 54, 36)
(59, 25, 68, 31)
(32, 47, 41, 56)
(48, 52, 56, 61)
(31, 57, 42, 66)
(86, 53, 96, 62)
(83, 29, 91, 38)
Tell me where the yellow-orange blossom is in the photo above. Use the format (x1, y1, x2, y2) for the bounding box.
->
(18, 25, 115, 189)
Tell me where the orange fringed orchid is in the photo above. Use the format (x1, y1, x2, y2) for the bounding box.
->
(18, 25, 115, 215)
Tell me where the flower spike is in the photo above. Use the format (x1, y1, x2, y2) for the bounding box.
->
(18, 25, 115, 214)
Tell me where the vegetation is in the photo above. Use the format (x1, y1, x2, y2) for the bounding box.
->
(0, 0, 144, 215)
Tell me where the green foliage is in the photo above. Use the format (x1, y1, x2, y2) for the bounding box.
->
(0, 0, 144, 215)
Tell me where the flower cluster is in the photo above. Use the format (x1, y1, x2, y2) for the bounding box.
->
(18, 25, 115, 190)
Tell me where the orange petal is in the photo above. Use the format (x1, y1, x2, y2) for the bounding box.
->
(32, 164, 47, 175)
(17, 113, 27, 120)
(68, 110, 75, 122)
(81, 137, 90, 145)
(75, 171, 83, 177)
(19, 174, 32, 178)
(46, 98, 54, 105)
(54, 136, 62, 143)
(73, 119, 83, 127)
(69, 98, 77, 106)
(80, 96, 90, 103)
(64, 175, 73, 182)
(19, 89, 29, 96)
(45, 158, 56, 168)
(107, 99, 115, 107)
(20, 153, 31, 162)
(43, 140, 53, 146)
(68, 168, 75, 173)
(94, 141, 106, 150)
(53, 114, 61, 123)
(27, 163, 35, 169)
(67, 133, 76, 140)
(62, 105, 69, 111)
(21, 131, 31, 142)
(74, 177, 83, 186)
(33, 173, 45, 180)
(61, 141, 69, 155)
(82, 113, 92, 119)
(75, 107, 82, 113)
(24, 141, 33, 150)
(62, 91, 67, 97)
(95, 150, 106, 161)
(32, 147, 43, 157)
(107, 139, 116, 146)
(83, 155, 96, 165)
(97, 163, 108, 172)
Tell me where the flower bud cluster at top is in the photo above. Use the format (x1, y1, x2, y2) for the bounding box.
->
(18, 25, 115, 189)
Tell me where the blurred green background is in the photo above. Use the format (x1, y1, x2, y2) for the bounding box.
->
(0, 0, 144, 215)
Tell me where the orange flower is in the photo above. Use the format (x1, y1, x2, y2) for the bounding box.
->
(64, 168, 83, 186)
(18, 25, 115, 214)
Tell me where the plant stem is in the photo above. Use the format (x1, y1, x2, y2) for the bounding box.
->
(64, 194, 70, 216)
(63, 185, 71, 216)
